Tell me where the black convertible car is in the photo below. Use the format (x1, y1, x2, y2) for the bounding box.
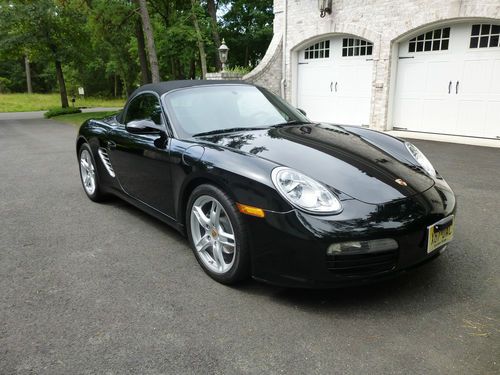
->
(76, 80, 456, 287)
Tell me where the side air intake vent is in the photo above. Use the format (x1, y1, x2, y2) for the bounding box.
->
(98, 148, 115, 177)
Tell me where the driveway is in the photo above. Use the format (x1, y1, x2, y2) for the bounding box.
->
(1, 117, 499, 374)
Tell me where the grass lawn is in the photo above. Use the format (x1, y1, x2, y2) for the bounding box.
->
(51, 111, 118, 127)
(0, 93, 124, 112)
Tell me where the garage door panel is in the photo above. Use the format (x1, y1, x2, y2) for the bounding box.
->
(456, 100, 487, 137)
(425, 60, 456, 96)
(394, 98, 421, 129)
(484, 101, 500, 138)
(396, 61, 427, 96)
(461, 59, 493, 96)
(298, 65, 331, 95)
(299, 96, 333, 123)
(490, 59, 500, 97)
(297, 37, 373, 126)
(422, 99, 457, 134)
(394, 22, 500, 139)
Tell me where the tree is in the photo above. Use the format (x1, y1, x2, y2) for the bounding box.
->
(136, 0, 160, 83)
(191, 0, 207, 79)
(220, 0, 273, 68)
(0, 0, 89, 107)
(0, 0, 274, 95)
(206, 0, 221, 70)
(24, 56, 32, 93)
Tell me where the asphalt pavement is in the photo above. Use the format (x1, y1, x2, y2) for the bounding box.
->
(1, 117, 499, 374)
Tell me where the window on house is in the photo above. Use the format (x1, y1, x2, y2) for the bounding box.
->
(304, 40, 330, 59)
(341, 38, 373, 57)
(470, 24, 500, 48)
(408, 27, 450, 52)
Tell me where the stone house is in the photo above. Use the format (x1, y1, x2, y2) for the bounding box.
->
(244, 0, 500, 139)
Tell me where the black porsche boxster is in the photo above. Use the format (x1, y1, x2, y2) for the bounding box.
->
(76, 80, 456, 287)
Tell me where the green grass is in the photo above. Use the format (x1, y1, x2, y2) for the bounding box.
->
(51, 111, 118, 127)
(0, 93, 124, 112)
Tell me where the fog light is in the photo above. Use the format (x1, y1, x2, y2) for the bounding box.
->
(327, 238, 398, 255)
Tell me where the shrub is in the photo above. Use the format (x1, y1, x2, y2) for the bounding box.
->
(226, 65, 252, 75)
(44, 107, 82, 118)
(0, 77, 12, 93)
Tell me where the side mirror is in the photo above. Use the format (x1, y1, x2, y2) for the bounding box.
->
(126, 119, 161, 134)
(297, 108, 307, 116)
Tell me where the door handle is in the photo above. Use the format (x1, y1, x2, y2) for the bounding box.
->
(455, 81, 459, 94)
(448, 81, 452, 94)
(335, 82, 338, 92)
(330, 81, 333, 92)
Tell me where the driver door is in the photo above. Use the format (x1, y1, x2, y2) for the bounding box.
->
(107, 93, 175, 217)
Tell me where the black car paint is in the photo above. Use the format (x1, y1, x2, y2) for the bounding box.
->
(76, 84, 456, 287)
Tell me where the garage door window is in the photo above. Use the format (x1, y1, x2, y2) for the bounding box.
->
(408, 27, 450, 52)
(304, 41, 330, 59)
(470, 24, 500, 48)
(341, 38, 373, 57)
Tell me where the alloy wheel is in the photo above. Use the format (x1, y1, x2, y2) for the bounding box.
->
(80, 149, 96, 195)
(190, 195, 236, 274)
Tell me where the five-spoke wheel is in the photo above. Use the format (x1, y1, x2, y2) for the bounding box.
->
(78, 143, 105, 202)
(80, 149, 96, 195)
(186, 184, 250, 284)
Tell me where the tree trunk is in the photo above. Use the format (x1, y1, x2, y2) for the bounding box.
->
(25, 56, 33, 94)
(244, 45, 249, 67)
(191, 0, 207, 79)
(206, 0, 221, 70)
(189, 58, 196, 79)
(136, 0, 160, 83)
(54, 60, 69, 108)
(136, 19, 150, 84)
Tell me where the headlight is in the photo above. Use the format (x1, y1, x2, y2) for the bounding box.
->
(271, 167, 342, 214)
(405, 142, 436, 178)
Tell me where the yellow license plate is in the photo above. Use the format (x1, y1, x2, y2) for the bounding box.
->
(427, 215, 454, 253)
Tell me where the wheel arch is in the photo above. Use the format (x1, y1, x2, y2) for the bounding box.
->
(178, 175, 237, 230)
(76, 135, 88, 155)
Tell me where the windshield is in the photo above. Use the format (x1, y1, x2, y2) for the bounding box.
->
(162, 84, 309, 138)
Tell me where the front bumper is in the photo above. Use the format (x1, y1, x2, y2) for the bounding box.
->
(247, 180, 456, 288)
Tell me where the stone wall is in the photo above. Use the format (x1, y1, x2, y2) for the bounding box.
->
(247, 0, 500, 131)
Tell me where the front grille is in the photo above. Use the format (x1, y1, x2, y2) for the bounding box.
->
(326, 250, 398, 277)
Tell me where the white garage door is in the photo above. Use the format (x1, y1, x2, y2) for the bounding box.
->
(394, 23, 500, 139)
(297, 37, 374, 126)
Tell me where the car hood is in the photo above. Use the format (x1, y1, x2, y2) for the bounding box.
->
(197, 123, 435, 204)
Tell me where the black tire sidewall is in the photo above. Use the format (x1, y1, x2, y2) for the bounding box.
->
(186, 184, 250, 284)
(78, 143, 103, 202)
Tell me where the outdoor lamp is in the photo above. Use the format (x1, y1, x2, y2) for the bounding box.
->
(218, 39, 229, 71)
(318, 0, 332, 17)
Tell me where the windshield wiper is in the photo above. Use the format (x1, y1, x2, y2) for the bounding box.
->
(193, 127, 265, 137)
(269, 120, 311, 128)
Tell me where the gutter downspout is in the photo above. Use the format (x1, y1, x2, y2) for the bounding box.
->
(280, 0, 288, 99)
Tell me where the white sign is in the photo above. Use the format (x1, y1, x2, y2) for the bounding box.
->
(78, 87, 85, 95)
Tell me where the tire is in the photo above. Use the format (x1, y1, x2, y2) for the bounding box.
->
(78, 143, 106, 202)
(186, 184, 250, 285)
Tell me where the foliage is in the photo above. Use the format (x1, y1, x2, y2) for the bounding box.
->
(220, 0, 274, 68)
(225, 65, 252, 75)
(0, 76, 11, 92)
(0, 0, 274, 104)
(44, 106, 81, 118)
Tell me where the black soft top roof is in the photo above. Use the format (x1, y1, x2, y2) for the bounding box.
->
(130, 80, 252, 97)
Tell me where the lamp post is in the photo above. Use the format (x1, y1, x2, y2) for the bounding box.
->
(318, 0, 332, 17)
(218, 39, 229, 72)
